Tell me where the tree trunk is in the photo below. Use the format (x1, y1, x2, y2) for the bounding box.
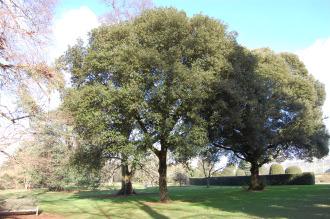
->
(249, 162, 263, 190)
(117, 162, 136, 195)
(158, 149, 169, 202)
(206, 176, 210, 188)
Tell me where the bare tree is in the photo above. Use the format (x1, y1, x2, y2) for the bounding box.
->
(198, 147, 224, 188)
(0, 0, 60, 123)
(0, 1, 63, 160)
(101, 0, 153, 24)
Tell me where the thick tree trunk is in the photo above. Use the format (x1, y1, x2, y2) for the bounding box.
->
(117, 162, 136, 195)
(249, 162, 263, 190)
(158, 149, 169, 202)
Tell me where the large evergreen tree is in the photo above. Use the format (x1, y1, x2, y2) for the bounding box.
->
(206, 48, 329, 190)
(61, 8, 237, 201)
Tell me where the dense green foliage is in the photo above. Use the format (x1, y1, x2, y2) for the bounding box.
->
(60, 8, 238, 201)
(205, 48, 329, 189)
(285, 166, 302, 174)
(2, 185, 329, 218)
(59, 7, 329, 196)
(269, 164, 285, 175)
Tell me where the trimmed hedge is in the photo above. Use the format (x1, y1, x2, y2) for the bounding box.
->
(285, 166, 302, 174)
(236, 169, 246, 176)
(269, 164, 284, 175)
(189, 172, 315, 186)
(259, 166, 268, 175)
(220, 166, 236, 176)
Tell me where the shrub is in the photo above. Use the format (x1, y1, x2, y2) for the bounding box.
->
(221, 166, 236, 176)
(269, 164, 284, 175)
(285, 166, 302, 174)
(259, 166, 268, 175)
(0, 173, 16, 189)
(236, 169, 246, 176)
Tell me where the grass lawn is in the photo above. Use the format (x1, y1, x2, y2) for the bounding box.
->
(1, 185, 329, 218)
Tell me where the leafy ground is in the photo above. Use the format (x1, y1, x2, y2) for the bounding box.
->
(1, 185, 329, 218)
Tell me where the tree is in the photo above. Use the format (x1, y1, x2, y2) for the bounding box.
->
(0, 0, 62, 161)
(61, 8, 237, 201)
(0, 109, 76, 190)
(0, 0, 59, 114)
(238, 160, 251, 176)
(172, 172, 188, 186)
(63, 84, 141, 195)
(101, 0, 153, 24)
(207, 48, 329, 190)
(0, 0, 56, 75)
(198, 147, 224, 187)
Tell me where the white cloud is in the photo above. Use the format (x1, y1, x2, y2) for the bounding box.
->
(297, 38, 330, 130)
(49, 6, 100, 61)
(47, 6, 100, 107)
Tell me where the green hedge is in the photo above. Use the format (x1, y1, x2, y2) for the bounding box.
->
(236, 169, 246, 176)
(189, 172, 315, 186)
(269, 164, 284, 175)
(285, 166, 302, 174)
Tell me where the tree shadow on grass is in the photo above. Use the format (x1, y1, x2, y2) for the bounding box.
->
(136, 201, 169, 219)
(40, 189, 167, 218)
(168, 185, 330, 219)
(34, 185, 330, 219)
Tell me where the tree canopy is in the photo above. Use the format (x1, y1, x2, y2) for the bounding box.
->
(61, 8, 238, 201)
(206, 48, 329, 189)
(61, 7, 329, 197)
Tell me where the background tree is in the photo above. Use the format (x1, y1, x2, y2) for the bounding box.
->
(207, 48, 329, 190)
(238, 160, 251, 176)
(101, 0, 153, 24)
(172, 172, 188, 186)
(0, 109, 76, 190)
(0, 0, 60, 118)
(197, 146, 224, 187)
(63, 84, 142, 195)
(61, 8, 237, 201)
(0, 0, 63, 165)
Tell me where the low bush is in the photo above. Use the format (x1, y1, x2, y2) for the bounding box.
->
(236, 169, 246, 176)
(220, 166, 236, 176)
(285, 166, 302, 174)
(259, 166, 268, 175)
(269, 164, 284, 175)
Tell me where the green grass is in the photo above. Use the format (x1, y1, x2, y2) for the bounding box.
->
(1, 185, 330, 218)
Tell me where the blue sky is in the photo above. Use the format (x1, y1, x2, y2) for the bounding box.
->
(55, 0, 330, 52)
